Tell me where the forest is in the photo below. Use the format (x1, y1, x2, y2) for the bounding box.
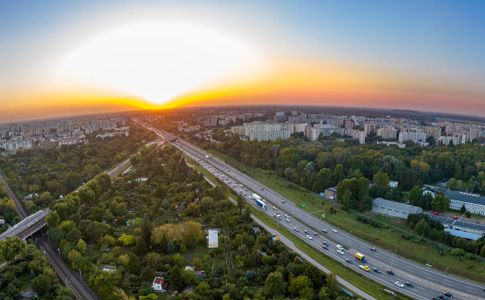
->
(194, 133, 485, 209)
(47, 145, 352, 299)
(0, 125, 154, 211)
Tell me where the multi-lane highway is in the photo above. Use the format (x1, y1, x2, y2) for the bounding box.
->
(140, 123, 485, 300)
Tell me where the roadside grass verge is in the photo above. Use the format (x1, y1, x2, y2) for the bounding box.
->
(183, 152, 411, 299)
(206, 149, 485, 283)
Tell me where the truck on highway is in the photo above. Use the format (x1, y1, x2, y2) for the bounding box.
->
(255, 198, 267, 210)
(252, 193, 262, 201)
(354, 252, 367, 263)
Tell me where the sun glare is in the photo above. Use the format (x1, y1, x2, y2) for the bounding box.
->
(55, 21, 265, 105)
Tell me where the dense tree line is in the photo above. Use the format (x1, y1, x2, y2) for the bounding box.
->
(0, 237, 72, 299)
(192, 133, 485, 210)
(47, 145, 351, 299)
(0, 125, 154, 211)
(407, 214, 485, 258)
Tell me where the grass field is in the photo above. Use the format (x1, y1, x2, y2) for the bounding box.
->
(206, 149, 485, 283)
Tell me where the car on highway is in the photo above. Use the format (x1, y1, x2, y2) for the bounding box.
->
(345, 258, 352, 263)
(358, 265, 370, 272)
(320, 228, 327, 233)
(444, 292, 452, 297)
(285, 218, 290, 223)
(394, 281, 405, 288)
(386, 270, 395, 275)
(332, 229, 338, 233)
(322, 245, 328, 250)
(322, 241, 329, 246)
(337, 249, 345, 255)
(281, 200, 286, 203)
(313, 231, 319, 237)
(373, 267, 381, 273)
(336, 244, 343, 250)
(452, 216, 459, 220)
(370, 247, 376, 252)
(293, 227, 299, 232)
(304, 229, 309, 234)
(405, 282, 413, 287)
(306, 234, 313, 240)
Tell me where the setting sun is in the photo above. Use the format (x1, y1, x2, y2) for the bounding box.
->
(54, 21, 266, 105)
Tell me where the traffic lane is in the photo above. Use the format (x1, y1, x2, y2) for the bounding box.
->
(187, 150, 433, 300)
(183, 143, 485, 294)
(252, 194, 431, 300)
(176, 141, 485, 298)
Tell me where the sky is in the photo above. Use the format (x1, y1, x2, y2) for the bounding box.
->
(1, 0, 485, 122)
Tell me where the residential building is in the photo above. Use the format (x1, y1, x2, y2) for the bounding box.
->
(243, 122, 291, 141)
(372, 198, 423, 219)
(323, 187, 337, 201)
(152, 277, 168, 292)
(376, 126, 397, 140)
(398, 128, 427, 144)
(305, 127, 320, 141)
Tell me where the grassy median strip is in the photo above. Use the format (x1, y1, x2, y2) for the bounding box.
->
(205, 149, 485, 283)
(250, 208, 410, 300)
(183, 152, 410, 299)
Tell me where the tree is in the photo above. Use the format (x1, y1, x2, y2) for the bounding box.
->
(460, 204, 466, 214)
(39, 191, 53, 205)
(289, 275, 312, 296)
(46, 211, 60, 227)
(32, 271, 56, 296)
(431, 194, 450, 212)
(408, 186, 422, 206)
(79, 187, 95, 204)
(318, 286, 330, 300)
(264, 271, 286, 297)
(374, 171, 390, 189)
(414, 219, 430, 237)
(0, 237, 26, 261)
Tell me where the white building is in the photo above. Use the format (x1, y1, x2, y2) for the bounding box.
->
(377, 126, 397, 140)
(399, 128, 427, 144)
(443, 190, 485, 216)
(305, 127, 320, 141)
(372, 198, 423, 219)
(243, 122, 291, 141)
(208, 229, 219, 248)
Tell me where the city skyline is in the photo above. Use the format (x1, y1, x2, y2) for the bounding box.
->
(1, 0, 485, 122)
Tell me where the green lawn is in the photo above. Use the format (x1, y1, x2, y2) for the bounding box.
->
(206, 149, 485, 283)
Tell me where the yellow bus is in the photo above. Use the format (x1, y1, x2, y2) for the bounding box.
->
(354, 252, 367, 263)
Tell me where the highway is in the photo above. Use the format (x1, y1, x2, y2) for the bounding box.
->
(140, 124, 485, 300)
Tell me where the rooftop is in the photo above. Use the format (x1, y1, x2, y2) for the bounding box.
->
(442, 190, 485, 206)
(373, 198, 422, 214)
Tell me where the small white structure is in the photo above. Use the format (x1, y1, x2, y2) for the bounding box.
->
(102, 265, 116, 272)
(208, 229, 219, 248)
(152, 277, 167, 292)
(389, 181, 399, 189)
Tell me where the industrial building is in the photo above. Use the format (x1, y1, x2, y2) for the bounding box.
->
(372, 198, 423, 219)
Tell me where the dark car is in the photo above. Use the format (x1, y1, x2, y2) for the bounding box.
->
(322, 245, 328, 250)
(444, 292, 452, 297)
(405, 282, 413, 287)
(373, 268, 381, 274)
(386, 270, 394, 275)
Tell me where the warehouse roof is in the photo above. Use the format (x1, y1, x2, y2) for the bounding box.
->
(442, 190, 485, 206)
(373, 198, 422, 214)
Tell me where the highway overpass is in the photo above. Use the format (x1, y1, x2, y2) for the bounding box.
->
(0, 209, 48, 240)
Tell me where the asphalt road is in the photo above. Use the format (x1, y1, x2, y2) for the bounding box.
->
(163, 134, 485, 300)
(0, 209, 49, 240)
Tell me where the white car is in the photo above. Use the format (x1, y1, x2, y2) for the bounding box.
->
(336, 244, 343, 250)
(394, 281, 405, 288)
(332, 229, 338, 233)
(285, 218, 290, 223)
(306, 234, 313, 240)
(337, 249, 345, 255)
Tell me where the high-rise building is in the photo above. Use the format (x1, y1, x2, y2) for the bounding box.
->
(376, 126, 397, 140)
